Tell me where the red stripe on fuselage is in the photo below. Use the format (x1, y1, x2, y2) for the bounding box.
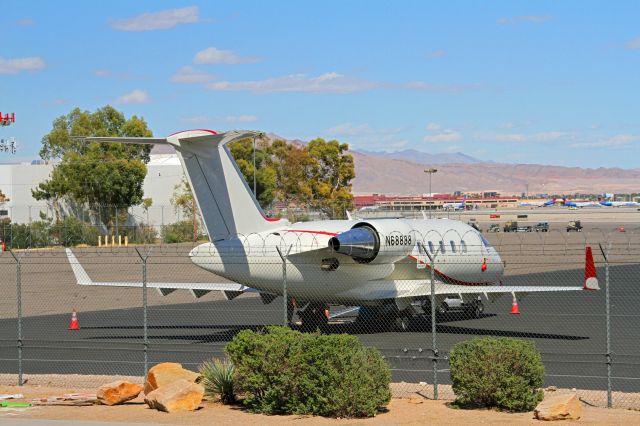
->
(408, 255, 495, 286)
(168, 129, 218, 137)
(286, 230, 339, 236)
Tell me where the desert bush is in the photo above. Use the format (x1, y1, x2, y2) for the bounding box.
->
(226, 326, 391, 418)
(199, 358, 236, 404)
(449, 337, 544, 412)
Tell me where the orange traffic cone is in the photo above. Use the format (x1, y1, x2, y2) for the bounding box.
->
(69, 309, 80, 330)
(510, 293, 520, 315)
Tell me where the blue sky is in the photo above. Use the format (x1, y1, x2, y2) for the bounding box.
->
(1, 1, 639, 168)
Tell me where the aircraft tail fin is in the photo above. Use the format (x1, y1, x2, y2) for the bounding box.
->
(83, 130, 286, 240)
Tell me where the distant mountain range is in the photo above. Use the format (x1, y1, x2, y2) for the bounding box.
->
(152, 133, 640, 195)
(358, 149, 481, 165)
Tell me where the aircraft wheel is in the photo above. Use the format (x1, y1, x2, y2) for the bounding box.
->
(394, 315, 411, 332)
(438, 302, 448, 315)
(468, 301, 484, 319)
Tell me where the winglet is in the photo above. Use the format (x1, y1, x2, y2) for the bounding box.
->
(65, 248, 93, 285)
(346, 210, 352, 220)
(584, 246, 599, 290)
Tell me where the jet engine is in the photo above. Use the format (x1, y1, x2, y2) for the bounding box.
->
(328, 220, 415, 264)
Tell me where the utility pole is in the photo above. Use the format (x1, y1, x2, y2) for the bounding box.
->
(424, 168, 438, 219)
(192, 198, 197, 242)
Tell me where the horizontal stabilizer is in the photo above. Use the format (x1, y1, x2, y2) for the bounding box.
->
(66, 248, 253, 294)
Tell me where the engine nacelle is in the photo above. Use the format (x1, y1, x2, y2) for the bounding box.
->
(328, 219, 415, 264)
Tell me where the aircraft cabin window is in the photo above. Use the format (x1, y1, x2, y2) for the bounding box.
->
(450, 240, 456, 253)
(428, 241, 434, 253)
(460, 240, 468, 253)
(439, 241, 446, 253)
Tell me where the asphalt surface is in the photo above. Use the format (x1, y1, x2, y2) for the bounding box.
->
(0, 223, 639, 394)
(1, 262, 639, 392)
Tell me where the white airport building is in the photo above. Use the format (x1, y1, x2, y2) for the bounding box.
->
(0, 154, 186, 226)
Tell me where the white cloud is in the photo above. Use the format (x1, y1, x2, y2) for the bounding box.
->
(475, 131, 568, 142)
(325, 123, 404, 137)
(424, 130, 462, 143)
(171, 66, 215, 84)
(110, 6, 200, 32)
(16, 19, 34, 25)
(426, 49, 446, 59)
(625, 36, 640, 49)
(326, 123, 373, 136)
(406, 81, 481, 92)
(181, 115, 258, 124)
(497, 15, 553, 25)
(424, 123, 462, 143)
(193, 47, 259, 65)
(94, 69, 139, 80)
(571, 134, 639, 148)
(114, 89, 150, 104)
(206, 72, 379, 93)
(0, 56, 45, 74)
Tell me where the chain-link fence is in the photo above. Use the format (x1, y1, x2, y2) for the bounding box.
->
(0, 228, 639, 409)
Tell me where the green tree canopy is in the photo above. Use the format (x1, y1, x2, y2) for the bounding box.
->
(32, 105, 153, 228)
(306, 138, 355, 218)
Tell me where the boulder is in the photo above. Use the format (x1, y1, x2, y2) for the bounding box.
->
(97, 380, 143, 406)
(144, 379, 204, 413)
(144, 362, 199, 395)
(534, 393, 582, 421)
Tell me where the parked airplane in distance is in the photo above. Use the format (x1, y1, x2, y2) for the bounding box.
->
(66, 130, 600, 331)
(598, 199, 639, 207)
(519, 199, 557, 207)
(442, 198, 466, 210)
(561, 198, 602, 208)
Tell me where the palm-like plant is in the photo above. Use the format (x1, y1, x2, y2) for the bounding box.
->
(199, 358, 236, 404)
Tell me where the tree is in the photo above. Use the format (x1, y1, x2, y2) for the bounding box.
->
(32, 106, 153, 229)
(228, 138, 277, 207)
(306, 138, 355, 218)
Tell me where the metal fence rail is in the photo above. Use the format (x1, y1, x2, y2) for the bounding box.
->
(0, 229, 639, 409)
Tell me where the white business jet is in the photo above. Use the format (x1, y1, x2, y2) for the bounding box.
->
(66, 130, 599, 331)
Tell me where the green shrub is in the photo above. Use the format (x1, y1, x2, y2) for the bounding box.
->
(449, 337, 544, 412)
(161, 220, 203, 243)
(199, 358, 236, 404)
(226, 326, 391, 418)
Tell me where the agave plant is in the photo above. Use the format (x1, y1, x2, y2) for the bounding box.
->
(199, 358, 236, 404)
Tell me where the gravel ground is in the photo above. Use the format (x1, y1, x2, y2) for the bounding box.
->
(1, 376, 640, 425)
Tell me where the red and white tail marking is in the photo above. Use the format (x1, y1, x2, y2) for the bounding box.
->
(584, 246, 599, 291)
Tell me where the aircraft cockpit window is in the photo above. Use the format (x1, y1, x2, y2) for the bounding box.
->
(439, 241, 446, 254)
(460, 240, 468, 253)
(428, 241, 434, 253)
(450, 240, 456, 253)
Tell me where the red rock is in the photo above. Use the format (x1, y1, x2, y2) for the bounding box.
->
(97, 380, 143, 406)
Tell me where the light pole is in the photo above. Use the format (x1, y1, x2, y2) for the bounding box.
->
(253, 136, 257, 195)
(424, 168, 438, 219)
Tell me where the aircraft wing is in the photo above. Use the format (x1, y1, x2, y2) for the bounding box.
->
(336, 280, 590, 302)
(66, 249, 255, 300)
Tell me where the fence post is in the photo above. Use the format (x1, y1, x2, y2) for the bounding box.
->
(599, 242, 612, 408)
(135, 248, 151, 377)
(276, 245, 293, 327)
(418, 242, 438, 400)
(9, 250, 23, 386)
(430, 252, 438, 400)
